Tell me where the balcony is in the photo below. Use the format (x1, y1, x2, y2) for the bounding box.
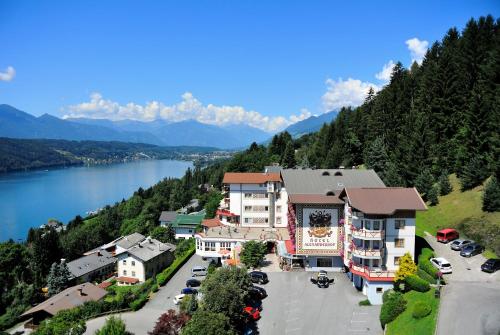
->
(349, 263, 395, 281)
(351, 225, 384, 240)
(350, 242, 384, 258)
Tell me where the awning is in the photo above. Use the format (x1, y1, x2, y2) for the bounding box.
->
(278, 240, 299, 259)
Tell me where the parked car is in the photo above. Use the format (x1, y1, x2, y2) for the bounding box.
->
(310, 270, 334, 288)
(430, 257, 453, 274)
(245, 297, 263, 311)
(481, 259, 500, 273)
(249, 271, 269, 284)
(173, 294, 185, 305)
(186, 278, 201, 287)
(450, 239, 474, 251)
(191, 265, 208, 277)
(460, 243, 484, 257)
(436, 228, 459, 243)
(181, 288, 198, 295)
(243, 306, 261, 320)
(249, 286, 267, 299)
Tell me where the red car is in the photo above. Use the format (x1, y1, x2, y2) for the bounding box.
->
(243, 306, 261, 320)
(437, 228, 459, 243)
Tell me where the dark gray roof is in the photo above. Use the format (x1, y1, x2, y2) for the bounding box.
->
(159, 211, 177, 223)
(116, 232, 146, 250)
(127, 237, 176, 262)
(67, 250, 116, 279)
(265, 165, 283, 173)
(281, 169, 385, 196)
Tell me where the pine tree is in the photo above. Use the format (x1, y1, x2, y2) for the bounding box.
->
(383, 161, 404, 187)
(395, 253, 417, 282)
(414, 169, 434, 200)
(482, 176, 500, 212)
(47, 261, 70, 296)
(428, 184, 440, 206)
(460, 156, 488, 191)
(438, 172, 452, 195)
(363, 137, 389, 176)
(281, 142, 296, 169)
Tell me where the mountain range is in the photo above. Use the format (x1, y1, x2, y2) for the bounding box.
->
(0, 104, 337, 148)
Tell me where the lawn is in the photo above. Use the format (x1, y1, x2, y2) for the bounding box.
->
(386, 290, 439, 335)
(416, 175, 500, 256)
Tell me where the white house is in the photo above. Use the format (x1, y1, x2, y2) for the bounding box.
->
(116, 237, 176, 285)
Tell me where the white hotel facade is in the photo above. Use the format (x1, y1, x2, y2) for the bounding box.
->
(195, 168, 426, 304)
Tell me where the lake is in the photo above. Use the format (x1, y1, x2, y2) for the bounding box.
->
(0, 159, 193, 241)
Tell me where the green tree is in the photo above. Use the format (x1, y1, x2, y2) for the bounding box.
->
(438, 172, 452, 195)
(203, 191, 224, 219)
(483, 176, 500, 212)
(363, 137, 389, 176)
(150, 226, 176, 244)
(428, 184, 440, 206)
(414, 169, 434, 201)
(239, 241, 267, 269)
(281, 142, 296, 168)
(47, 261, 71, 296)
(395, 252, 417, 283)
(179, 294, 198, 316)
(460, 156, 489, 191)
(181, 311, 235, 335)
(35, 309, 86, 335)
(94, 316, 132, 335)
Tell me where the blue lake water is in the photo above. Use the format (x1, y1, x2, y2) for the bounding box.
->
(0, 160, 193, 241)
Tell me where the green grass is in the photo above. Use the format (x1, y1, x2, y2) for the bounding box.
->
(386, 290, 439, 335)
(416, 175, 500, 257)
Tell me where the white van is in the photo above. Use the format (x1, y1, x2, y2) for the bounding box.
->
(191, 265, 207, 277)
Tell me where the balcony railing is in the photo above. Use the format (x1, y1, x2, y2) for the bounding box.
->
(349, 262, 395, 281)
(351, 225, 384, 239)
(350, 242, 384, 258)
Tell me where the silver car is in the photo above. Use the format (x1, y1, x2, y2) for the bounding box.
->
(450, 239, 473, 251)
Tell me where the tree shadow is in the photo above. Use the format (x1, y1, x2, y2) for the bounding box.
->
(415, 235, 433, 259)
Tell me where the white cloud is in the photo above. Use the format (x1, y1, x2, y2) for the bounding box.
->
(0, 66, 15, 81)
(321, 78, 379, 112)
(375, 60, 396, 82)
(63, 92, 310, 132)
(405, 38, 429, 65)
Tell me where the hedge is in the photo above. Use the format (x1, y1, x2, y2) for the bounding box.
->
(418, 248, 439, 279)
(129, 293, 149, 311)
(405, 275, 430, 292)
(157, 247, 195, 286)
(380, 290, 407, 328)
(412, 301, 432, 319)
(417, 268, 435, 284)
(359, 299, 371, 306)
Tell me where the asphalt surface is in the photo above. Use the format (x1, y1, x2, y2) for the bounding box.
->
(425, 234, 500, 335)
(257, 272, 382, 335)
(84, 254, 209, 335)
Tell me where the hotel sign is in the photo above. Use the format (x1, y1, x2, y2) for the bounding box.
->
(296, 207, 341, 255)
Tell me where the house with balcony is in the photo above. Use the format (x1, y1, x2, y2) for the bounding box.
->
(339, 187, 427, 304)
(168, 213, 204, 239)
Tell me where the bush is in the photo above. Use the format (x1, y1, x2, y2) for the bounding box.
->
(152, 284, 159, 293)
(157, 247, 195, 287)
(418, 248, 439, 279)
(129, 293, 148, 311)
(417, 268, 435, 284)
(359, 299, 371, 306)
(458, 217, 500, 256)
(405, 275, 430, 292)
(379, 290, 407, 328)
(412, 301, 432, 319)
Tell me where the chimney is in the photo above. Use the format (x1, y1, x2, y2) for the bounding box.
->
(77, 288, 83, 296)
(97, 251, 101, 256)
(60, 258, 66, 264)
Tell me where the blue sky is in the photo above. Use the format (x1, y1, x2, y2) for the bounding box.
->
(0, 1, 498, 132)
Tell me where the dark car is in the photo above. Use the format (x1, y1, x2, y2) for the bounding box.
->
(310, 272, 334, 288)
(460, 243, 484, 257)
(181, 287, 198, 295)
(185, 278, 201, 287)
(481, 259, 500, 273)
(249, 271, 269, 284)
(245, 297, 263, 311)
(249, 286, 267, 299)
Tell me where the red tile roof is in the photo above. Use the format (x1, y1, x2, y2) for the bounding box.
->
(98, 281, 113, 289)
(341, 187, 427, 215)
(202, 218, 223, 228)
(223, 172, 281, 184)
(116, 276, 139, 284)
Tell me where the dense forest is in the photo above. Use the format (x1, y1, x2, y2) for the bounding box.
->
(0, 138, 223, 173)
(0, 15, 498, 332)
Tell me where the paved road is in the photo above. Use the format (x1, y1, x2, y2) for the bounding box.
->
(85, 254, 208, 335)
(258, 272, 382, 335)
(425, 234, 500, 335)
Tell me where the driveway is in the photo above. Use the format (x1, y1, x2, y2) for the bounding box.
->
(257, 271, 382, 335)
(85, 254, 208, 335)
(425, 233, 500, 335)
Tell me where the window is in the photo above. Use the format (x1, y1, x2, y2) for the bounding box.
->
(205, 242, 216, 251)
(395, 219, 406, 229)
(395, 238, 405, 248)
(123, 270, 127, 276)
(394, 257, 401, 265)
(372, 240, 380, 250)
(372, 259, 379, 267)
(376, 287, 383, 293)
(244, 193, 252, 198)
(123, 260, 126, 265)
(131, 261, 135, 266)
(373, 220, 381, 230)
(244, 218, 251, 224)
(220, 242, 231, 250)
(196, 239, 201, 250)
(317, 258, 333, 267)
(276, 205, 282, 213)
(265, 206, 269, 211)
(244, 206, 252, 211)
(132, 271, 136, 276)
(276, 217, 282, 224)
(259, 184, 264, 187)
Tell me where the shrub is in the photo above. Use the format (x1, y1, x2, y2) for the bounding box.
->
(418, 248, 439, 279)
(417, 268, 435, 284)
(129, 293, 148, 311)
(412, 301, 432, 319)
(152, 284, 159, 293)
(359, 299, 371, 306)
(405, 274, 430, 292)
(379, 290, 407, 328)
(483, 176, 500, 212)
(458, 217, 500, 256)
(395, 252, 417, 282)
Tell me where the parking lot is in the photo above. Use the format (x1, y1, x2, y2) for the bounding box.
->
(425, 234, 500, 335)
(257, 271, 382, 335)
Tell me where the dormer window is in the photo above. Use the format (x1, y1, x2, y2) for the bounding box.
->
(322, 171, 330, 176)
(326, 190, 335, 196)
(334, 171, 343, 176)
